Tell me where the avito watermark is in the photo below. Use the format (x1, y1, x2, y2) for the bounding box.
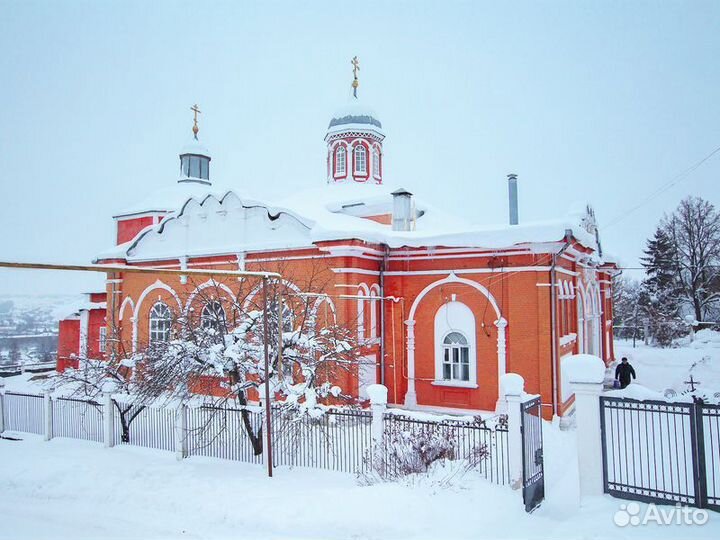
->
(614, 502, 709, 527)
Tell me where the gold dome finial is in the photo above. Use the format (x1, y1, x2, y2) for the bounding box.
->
(351, 56, 360, 98)
(190, 104, 201, 139)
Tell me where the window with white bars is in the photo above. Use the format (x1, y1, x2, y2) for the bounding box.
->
(98, 327, 107, 353)
(354, 145, 367, 175)
(372, 147, 380, 178)
(442, 331, 470, 382)
(201, 301, 226, 333)
(149, 302, 172, 343)
(335, 146, 346, 176)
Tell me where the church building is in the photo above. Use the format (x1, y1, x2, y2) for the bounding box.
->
(57, 60, 617, 420)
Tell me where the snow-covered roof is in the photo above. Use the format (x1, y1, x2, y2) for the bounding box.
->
(113, 182, 235, 218)
(326, 98, 384, 137)
(98, 178, 605, 263)
(180, 138, 210, 157)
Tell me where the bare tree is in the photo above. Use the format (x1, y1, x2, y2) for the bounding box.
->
(54, 259, 366, 452)
(662, 197, 720, 326)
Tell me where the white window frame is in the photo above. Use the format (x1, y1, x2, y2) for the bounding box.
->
(98, 326, 107, 353)
(354, 145, 367, 175)
(201, 301, 226, 333)
(334, 145, 346, 176)
(441, 331, 470, 382)
(372, 147, 380, 178)
(432, 300, 478, 388)
(149, 302, 172, 343)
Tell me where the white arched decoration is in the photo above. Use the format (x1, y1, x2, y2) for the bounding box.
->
(119, 297, 135, 321)
(242, 279, 303, 312)
(587, 281, 603, 358)
(369, 284, 380, 339)
(183, 279, 236, 316)
(404, 272, 506, 407)
(311, 295, 337, 324)
(576, 286, 585, 354)
(357, 283, 370, 341)
(132, 280, 183, 352)
(433, 301, 478, 387)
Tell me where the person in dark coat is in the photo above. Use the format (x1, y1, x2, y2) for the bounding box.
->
(615, 357, 636, 389)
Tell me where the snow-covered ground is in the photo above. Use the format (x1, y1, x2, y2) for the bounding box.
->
(1, 339, 719, 539)
(0, 423, 717, 539)
(615, 331, 720, 399)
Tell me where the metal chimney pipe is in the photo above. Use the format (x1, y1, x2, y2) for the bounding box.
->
(507, 173, 519, 225)
(392, 188, 415, 231)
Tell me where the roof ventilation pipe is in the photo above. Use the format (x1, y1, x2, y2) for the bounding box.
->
(391, 188, 415, 231)
(508, 173, 519, 225)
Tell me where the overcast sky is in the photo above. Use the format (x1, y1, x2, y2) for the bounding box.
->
(1, 0, 719, 295)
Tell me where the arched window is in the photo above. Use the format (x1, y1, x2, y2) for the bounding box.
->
(354, 145, 367, 175)
(442, 332, 470, 382)
(201, 301, 226, 333)
(434, 300, 477, 386)
(372, 147, 380, 178)
(270, 300, 294, 333)
(149, 302, 172, 343)
(335, 146, 346, 176)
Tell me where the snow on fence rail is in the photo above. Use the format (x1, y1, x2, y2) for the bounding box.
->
(272, 406, 373, 474)
(187, 405, 263, 464)
(383, 413, 510, 485)
(3, 392, 44, 435)
(114, 401, 175, 452)
(52, 396, 103, 443)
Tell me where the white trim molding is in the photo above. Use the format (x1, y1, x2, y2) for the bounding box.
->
(404, 272, 506, 408)
(132, 280, 183, 352)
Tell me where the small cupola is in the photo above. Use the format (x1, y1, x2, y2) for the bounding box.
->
(179, 104, 211, 185)
(325, 57, 385, 185)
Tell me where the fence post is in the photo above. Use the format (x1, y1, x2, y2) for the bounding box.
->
(367, 384, 388, 450)
(0, 379, 5, 434)
(43, 392, 53, 441)
(175, 404, 188, 461)
(103, 392, 115, 448)
(500, 373, 524, 490)
(565, 354, 606, 498)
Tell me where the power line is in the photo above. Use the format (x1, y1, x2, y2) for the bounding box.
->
(602, 143, 720, 230)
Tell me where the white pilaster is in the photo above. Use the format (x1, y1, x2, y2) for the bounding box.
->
(403, 320, 417, 407)
(79, 309, 90, 358)
(131, 316, 138, 353)
(495, 317, 508, 411)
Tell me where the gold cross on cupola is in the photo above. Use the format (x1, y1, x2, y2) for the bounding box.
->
(191, 104, 201, 139)
(351, 56, 360, 98)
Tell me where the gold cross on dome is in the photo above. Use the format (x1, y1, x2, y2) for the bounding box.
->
(191, 104, 201, 139)
(351, 56, 360, 97)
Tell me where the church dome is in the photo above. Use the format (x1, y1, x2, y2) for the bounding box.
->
(328, 100, 382, 130)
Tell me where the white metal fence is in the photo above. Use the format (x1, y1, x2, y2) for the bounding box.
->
(3, 392, 44, 435)
(52, 396, 103, 442)
(0, 390, 511, 484)
(187, 405, 263, 464)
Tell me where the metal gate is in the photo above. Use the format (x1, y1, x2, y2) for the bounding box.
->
(600, 396, 720, 511)
(521, 396, 545, 512)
